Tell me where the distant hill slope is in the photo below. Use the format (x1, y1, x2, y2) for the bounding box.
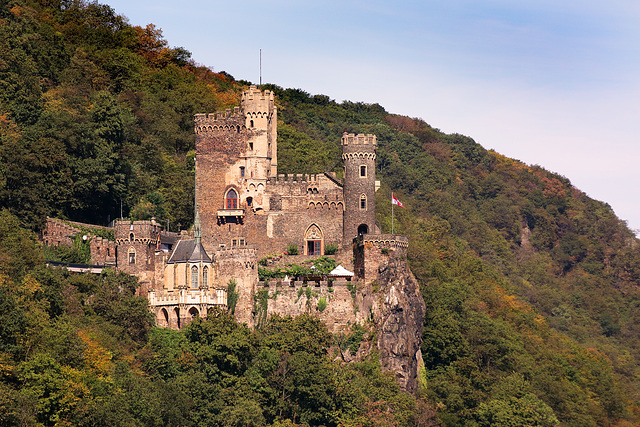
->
(2, 0, 640, 425)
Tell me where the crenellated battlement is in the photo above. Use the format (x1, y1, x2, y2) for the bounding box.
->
(360, 234, 409, 250)
(341, 132, 377, 148)
(242, 85, 275, 105)
(194, 107, 244, 134)
(267, 173, 324, 184)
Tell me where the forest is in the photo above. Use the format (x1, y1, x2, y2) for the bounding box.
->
(2, 0, 640, 425)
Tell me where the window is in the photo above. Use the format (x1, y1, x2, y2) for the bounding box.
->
(249, 142, 254, 151)
(360, 165, 367, 177)
(202, 266, 208, 288)
(250, 120, 254, 128)
(129, 232, 134, 242)
(246, 196, 253, 207)
(191, 265, 198, 289)
(226, 189, 238, 209)
(240, 166, 245, 177)
(307, 240, 321, 255)
(360, 194, 367, 210)
(128, 247, 136, 264)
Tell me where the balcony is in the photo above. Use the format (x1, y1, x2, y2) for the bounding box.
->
(217, 209, 244, 223)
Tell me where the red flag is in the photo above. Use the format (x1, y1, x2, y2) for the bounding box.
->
(392, 194, 404, 207)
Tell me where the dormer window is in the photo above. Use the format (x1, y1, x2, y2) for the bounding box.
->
(226, 189, 238, 209)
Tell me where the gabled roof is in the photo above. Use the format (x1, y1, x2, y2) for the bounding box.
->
(167, 239, 211, 264)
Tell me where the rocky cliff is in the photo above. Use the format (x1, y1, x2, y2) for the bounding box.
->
(365, 257, 426, 394)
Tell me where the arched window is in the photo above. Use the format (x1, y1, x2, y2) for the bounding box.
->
(129, 232, 134, 242)
(128, 247, 136, 264)
(360, 165, 367, 177)
(250, 119, 254, 128)
(202, 266, 208, 288)
(191, 265, 198, 289)
(305, 224, 323, 256)
(226, 189, 238, 209)
(360, 194, 367, 210)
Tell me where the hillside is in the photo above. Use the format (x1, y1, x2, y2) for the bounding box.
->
(2, 0, 640, 425)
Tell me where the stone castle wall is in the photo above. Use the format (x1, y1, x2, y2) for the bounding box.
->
(213, 247, 258, 326)
(355, 234, 409, 284)
(41, 217, 116, 266)
(256, 279, 357, 333)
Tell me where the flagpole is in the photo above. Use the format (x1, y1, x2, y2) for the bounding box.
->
(392, 192, 394, 234)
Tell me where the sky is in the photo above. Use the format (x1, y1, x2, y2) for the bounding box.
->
(105, 0, 640, 233)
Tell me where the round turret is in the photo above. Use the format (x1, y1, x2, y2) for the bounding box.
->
(341, 132, 377, 245)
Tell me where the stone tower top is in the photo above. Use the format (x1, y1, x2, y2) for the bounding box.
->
(341, 132, 377, 149)
(241, 85, 275, 113)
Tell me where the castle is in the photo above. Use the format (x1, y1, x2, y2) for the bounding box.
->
(42, 86, 409, 331)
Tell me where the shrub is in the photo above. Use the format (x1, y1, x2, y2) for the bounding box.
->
(324, 243, 338, 255)
(227, 279, 238, 314)
(318, 296, 327, 312)
(286, 243, 299, 255)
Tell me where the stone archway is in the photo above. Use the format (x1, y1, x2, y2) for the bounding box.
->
(185, 306, 199, 327)
(157, 308, 169, 328)
(169, 307, 180, 330)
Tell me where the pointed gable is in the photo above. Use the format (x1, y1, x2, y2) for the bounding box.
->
(168, 239, 211, 264)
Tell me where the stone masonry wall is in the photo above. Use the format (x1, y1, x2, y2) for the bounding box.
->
(41, 217, 116, 266)
(256, 280, 357, 333)
(213, 247, 258, 326)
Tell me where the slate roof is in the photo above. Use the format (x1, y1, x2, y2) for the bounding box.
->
(160, 232, 180, 246)
(167, 239, 211, 263)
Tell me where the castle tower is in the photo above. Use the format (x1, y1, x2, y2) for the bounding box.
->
(115, 219, 161, 294)
(242, 85, 278, 178)
(342, 132, 378, 245)
(194, 86, 277, 253)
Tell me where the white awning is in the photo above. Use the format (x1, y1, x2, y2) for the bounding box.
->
(328, 264, 354, 277)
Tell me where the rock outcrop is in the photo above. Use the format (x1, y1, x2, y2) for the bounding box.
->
(367, 258, 426, 394)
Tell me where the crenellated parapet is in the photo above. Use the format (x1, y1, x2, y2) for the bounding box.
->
(341, 132, 377, 148)
(194, 107, 245, 134)
(361, 234, 409, 251)
(354, 234, 409, 282)
(115, 219, 161, 245)
(213, 247, 258, 270)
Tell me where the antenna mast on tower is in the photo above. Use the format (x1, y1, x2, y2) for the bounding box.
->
(259, 48, 262, 86)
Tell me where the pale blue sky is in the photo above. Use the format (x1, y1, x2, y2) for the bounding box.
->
(106, 0, 640, 232)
